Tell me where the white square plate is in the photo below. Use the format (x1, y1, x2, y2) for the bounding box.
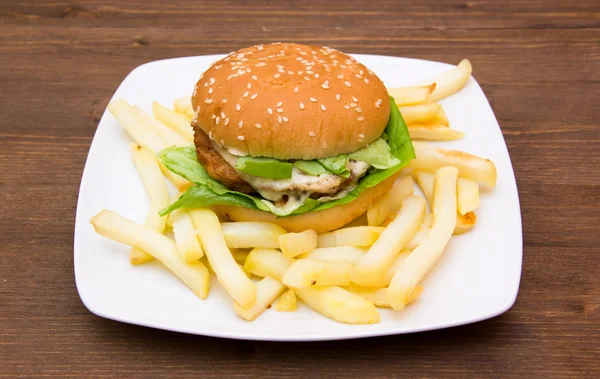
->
(74, 54, 522, 341)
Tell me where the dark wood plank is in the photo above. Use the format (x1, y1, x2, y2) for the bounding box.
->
(0, 0, 599, 378)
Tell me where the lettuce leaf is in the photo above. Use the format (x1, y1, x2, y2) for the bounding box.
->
(235, 156, 293, 179)
(348, 138, 401, 169)
(158, 97, 414, 217)
(294, 160, 329, 175)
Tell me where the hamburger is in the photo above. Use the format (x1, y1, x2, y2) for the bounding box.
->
(158, 43, 415, 232)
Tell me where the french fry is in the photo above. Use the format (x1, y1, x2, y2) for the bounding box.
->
(158, 163, 192, 192)
(282, 259, 353, 288)
(415, 170, 477, 234)
(457, 178, 480, 215)
(173, 96, 195, 119)
(408, 123, 464, 141)
(298, 246, 367, 262)
(351, 285, 423, 307)
(399, 102, 441, 124)
(367, 192, 391, 226)
(134, 106, 189, 148)
(424, 59, 472, 101)
(129, 144, 170, 264)
(317, 226, 384, 248)
(170, 202, 204, 262)
(389, 176, 415, 212)
(387, 166, 458, 310)
(189, 209, 256, 308)
(275, 289, 297, 312)
(233, 277, 286, 321)
(436, 107, 450, 126)
(279, 229, 318, 258)
(231, 248, 251, 264)
(108, 100, 164, 152)
(351, 196, 426, 287)
(221, 222, 286, 249)
(152, 101, 194, 142)
(388, 83, 435, 106)
(90, 210, 209, 299)
(295, 286, 380, 324)
(244, 248, 294, 281)
(405, 223, 431, 250)
(410, 142, 497, 187)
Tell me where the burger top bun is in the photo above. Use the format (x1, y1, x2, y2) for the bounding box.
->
(192, 42, 390, 160)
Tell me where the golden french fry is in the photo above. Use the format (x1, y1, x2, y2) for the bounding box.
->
(221, 222, 286, 249)
(408, 124, 464, 141)
(298, 246, 367, 262)
(279, 229, 318, 258)
(424, 59, 472, 101)
(422, 213, 433, 227)
(152, 101, 194, 142)
(389, 176, 415, 212)
(275, 289, 297, 312)
(282, 259, 353, 288)
(108, 100, 164, 152)
(90, 210, 209, 299)
(388, 83, 435, 106)
(415, 170, 477, 234)
(170, 204, 204, 262)
(133, 106, 189, 148)
(129, 144, 170, 264)
(405, 223, 431, 251)
(410, 142, 497, 187)
(173, 96, 195, 119)
(244, 248, 294, 281)
(317, 226, 384, 248)
(351, 196, 426, 286)
(457, 178, 480, 215)
(295, 286, 380, 324)
(399, 102, 441, 124)
(367, 192, 391, 226)
(388, 166, 458, 310)
(436, 108, 449, 126)
(189, 209, 256, 308)
(231, 248, 251, 264)
(158, 162, 192, 192)
(233, 277, 285, 320)
(345, 287, 390, 307)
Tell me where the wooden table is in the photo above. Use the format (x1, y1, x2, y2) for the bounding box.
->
(1, 1, 598, 377)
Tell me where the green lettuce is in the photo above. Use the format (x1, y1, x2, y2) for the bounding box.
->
(294, 160, 329, 175)
(158, 97, 414, 217)
(235, 156, 293, 179)
(348, 138, 401, 169)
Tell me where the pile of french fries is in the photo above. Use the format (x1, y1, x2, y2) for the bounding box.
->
(91, 59, 497, 324)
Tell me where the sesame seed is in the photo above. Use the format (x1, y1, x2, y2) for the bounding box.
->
(352, 96, 358, 102)
(237, 136, 245, 141)
(340, 65, 347, 68)
(236, 103, 241, 111)
(277, 64, 284, 69)
(360, 70, 364, 75)
(321, 104, 326, 111)
(278, 116, 282, 124)
(209, 77, 215, 85)
(322, 84, 329, 89)
(211, 114, 216, 119)
(344, 105, 350, 109)
(252, 75, 258, 80)
(215, 117, 220, 124)
(282, 116, 288, 122)
(314, 73, 320, 78)
(350, 103, 357, 107)
(304, 76, 310, 81)
(375, 98, 382, 108)
(214, 64, 222, 69)
(297, 71, 304, 75)
(277, 108, 284, 113)
(238, 120, 243, 128)
(243, 91, 249, 98)
(300, 102, 305, 110)
(204, 98, 213, 104)
(224, 118, 230, 126)
(306, 70, 314, 75)
(345, 81, 352, 87)
(355, 74, 362, 79)
(221, 112, 226, 118)
(277, 101, 283, 107)
(309, 97, 317, 102)
(246, 68, 251, 73)
(250, 93, 258, 100)
(325, 67, 331, 72)
(296, 57, 303, 61)
(355, 108, 362, 113)
(208, 88, 213, 94)
(278, 69, 285, 73)
(274, 73, 281, 78)
(221, 98, 227, 103)
(357, 116, 364, 121)
(287, 71, 294, 75)
(268, 108, 273, 115)
(359, 133, 365, 138)
(247, 83, 252, 89)
(309, 132, 316, 137)
(336, 94, 341, 101)
(255, 123, 262, 129)
(337, 75, 344, 79)
(294, 87, 299, 93)
(306, 66, 313, 71)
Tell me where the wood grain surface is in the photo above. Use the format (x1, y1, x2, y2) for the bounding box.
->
(1, 0, 599, 378)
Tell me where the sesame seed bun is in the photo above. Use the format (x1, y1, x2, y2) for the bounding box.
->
(192, 42, 390, 160)
(212, 171, 401, 233)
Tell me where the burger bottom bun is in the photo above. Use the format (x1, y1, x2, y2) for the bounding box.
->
(212, 171, 401, 233)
